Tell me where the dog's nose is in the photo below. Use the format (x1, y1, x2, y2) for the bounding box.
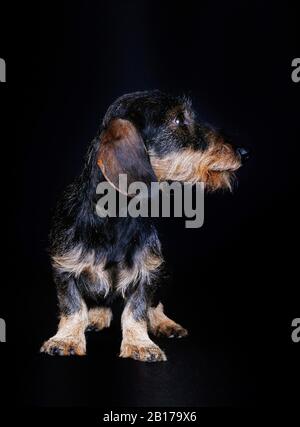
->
(236, 146, 250, 162)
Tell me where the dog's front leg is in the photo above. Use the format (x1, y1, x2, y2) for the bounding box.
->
(120, 288, 167, 362)
(41, 276, 88, 356)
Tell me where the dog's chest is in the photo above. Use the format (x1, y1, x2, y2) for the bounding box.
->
(52, 244, 162, 298)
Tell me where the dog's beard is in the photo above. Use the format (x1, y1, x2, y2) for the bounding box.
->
(149, 145, 240, 191)
(203, 170, 236, 191)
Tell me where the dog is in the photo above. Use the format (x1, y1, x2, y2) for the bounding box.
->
(40, 90, 249, 361)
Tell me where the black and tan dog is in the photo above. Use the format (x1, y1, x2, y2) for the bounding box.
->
(41, 90, 249, 361)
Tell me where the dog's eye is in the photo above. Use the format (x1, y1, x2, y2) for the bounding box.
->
(174, 114, 186, 126)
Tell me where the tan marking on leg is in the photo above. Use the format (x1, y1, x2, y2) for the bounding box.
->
(148, 302, 188, 338)
(120, 303, 166, 362)
(87, 307, 112, 331)
(40, 302, 88, 356)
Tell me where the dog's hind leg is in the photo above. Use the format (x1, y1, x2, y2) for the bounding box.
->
(40, 275, 88, 356)
(148, 302, 188, 338)
(86, 307, 112, 331)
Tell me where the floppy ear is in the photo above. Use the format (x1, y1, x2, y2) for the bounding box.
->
(97, 118, 157, 195)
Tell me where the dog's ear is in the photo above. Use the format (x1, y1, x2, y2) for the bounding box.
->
(97, 118, 157, 195)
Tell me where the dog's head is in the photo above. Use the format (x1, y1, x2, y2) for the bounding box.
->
(97, 90, 249, 193)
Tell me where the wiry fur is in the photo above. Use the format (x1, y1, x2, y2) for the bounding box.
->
(41, 90, 246, 361)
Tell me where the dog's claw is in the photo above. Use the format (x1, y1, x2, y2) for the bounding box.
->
(51, 347, 60, 356)
(120, 343, 167, 362)
(86, 324, 99, 332)
(156, 324, 188, 339)
(40, 337, 86, 356)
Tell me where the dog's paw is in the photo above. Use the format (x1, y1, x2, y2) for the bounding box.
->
(40, 336, 86, 356)
(154, 322, 188, 339)
(85, 319, 111, 332)
(87, 307, 112, 332)
(120, 342, 167, 362)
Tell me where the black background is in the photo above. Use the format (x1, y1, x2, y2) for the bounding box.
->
(0, 0, 299, 410)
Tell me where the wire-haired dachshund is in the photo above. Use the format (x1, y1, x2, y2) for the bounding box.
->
(41, 90, 249, 361)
